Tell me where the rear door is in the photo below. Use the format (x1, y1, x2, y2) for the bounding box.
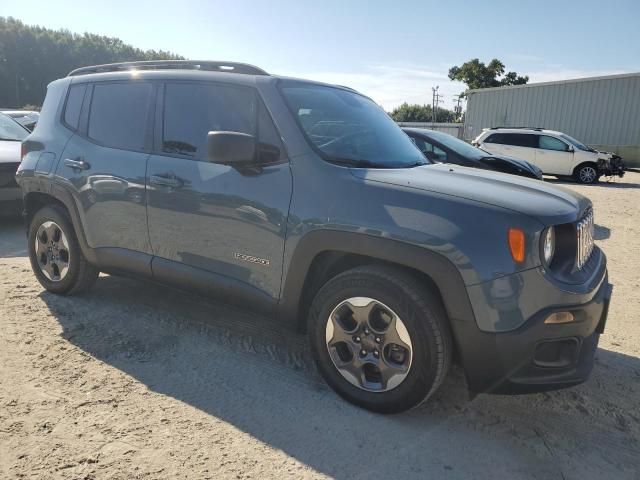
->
(534, 135, 575, 175)
(146, 81, 292, 303)
(478, 132, 509, 156)
(500, 133, 536, 162)
(56, 80, 154, 262)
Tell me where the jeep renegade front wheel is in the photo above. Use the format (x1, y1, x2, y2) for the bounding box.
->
(308, 266, 452, 413)
(28, 206, 99, 295)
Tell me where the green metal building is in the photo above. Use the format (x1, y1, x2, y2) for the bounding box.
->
(463, 72, 640, 167)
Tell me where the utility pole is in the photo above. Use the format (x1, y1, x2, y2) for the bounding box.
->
(453, 95, 463, 122)
(431, 86, 439, 125)
(431, 86, 445, 125)
(15, 71, 20, 108)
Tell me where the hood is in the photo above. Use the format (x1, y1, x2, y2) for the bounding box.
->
(595, 150, 615, 159)
(486, 153, 542, 177)
(0, 140, 21, 164)
(351, 163, 591, 225)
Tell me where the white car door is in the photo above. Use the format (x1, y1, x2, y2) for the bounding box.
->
(535, 135, 574, 175)
(479, 133, 509, 156)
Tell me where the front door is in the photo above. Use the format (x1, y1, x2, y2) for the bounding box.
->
(146, 81, 292, 302)
(534, 135, 575, 175)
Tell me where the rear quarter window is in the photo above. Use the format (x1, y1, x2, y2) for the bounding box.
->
(63, 84, 87, 130)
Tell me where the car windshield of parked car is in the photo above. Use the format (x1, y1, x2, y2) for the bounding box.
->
(425, 130, 488, 159)
(0, 113, 28, 141)
(279, 82, 426, 168)
(560, 133, 594, 152)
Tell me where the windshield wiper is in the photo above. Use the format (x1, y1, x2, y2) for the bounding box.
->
(329, 157, 384, 168)
(330, 156, 426, 169)
(0, 138, 21, 142)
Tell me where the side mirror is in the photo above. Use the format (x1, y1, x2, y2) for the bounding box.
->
(567, 145, 574, 153)
(207, 131, 256, 165)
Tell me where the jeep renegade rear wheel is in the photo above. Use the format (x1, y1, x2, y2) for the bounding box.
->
(308, 266, 452, 413)
(28, 206, 99, 295)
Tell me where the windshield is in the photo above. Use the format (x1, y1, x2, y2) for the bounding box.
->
(0, 113, 28, 141)
(279, 82, 426, 168)
(559, 133, 592, 152)
(422, 130, 488, 159)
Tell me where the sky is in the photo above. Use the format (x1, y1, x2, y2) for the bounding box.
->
(4, 0, 640, 111)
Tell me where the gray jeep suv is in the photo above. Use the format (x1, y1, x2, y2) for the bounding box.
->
(16, 61, 611, 413)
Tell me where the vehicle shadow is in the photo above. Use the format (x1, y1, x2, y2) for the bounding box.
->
(594, 224, 611, 240)
(0, 215, 27, 258)
(38, 274, 640, 479)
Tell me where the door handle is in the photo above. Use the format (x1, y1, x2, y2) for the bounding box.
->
(150, 175, 182, 188)
(64, 158, 90, 170)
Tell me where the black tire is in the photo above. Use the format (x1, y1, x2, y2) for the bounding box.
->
(28, 205, 99, 295)
(574, 164, 600, 184)
(308, 265, 453, 413)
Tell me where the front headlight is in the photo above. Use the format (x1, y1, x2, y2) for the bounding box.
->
(542, 227, 556, 265)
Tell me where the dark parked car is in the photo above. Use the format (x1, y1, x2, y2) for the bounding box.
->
(17, 61, 611, 413)
(1, 110, 40, 131)
(404, 127, 543, 179)
(0, 112, 28, 216)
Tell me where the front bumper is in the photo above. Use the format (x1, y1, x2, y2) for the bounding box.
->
(456, 251, 610, 394)
(598, 157, 625, 178)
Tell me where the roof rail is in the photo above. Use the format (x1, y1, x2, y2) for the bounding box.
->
(68, 60, 268, 77)
(489, 126, 545, 131)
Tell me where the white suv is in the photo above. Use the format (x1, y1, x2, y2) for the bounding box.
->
(473, 128, 625, 184)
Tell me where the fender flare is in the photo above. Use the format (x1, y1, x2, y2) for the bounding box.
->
(276, 230, 476, 328)
(24, 182, 98, 265)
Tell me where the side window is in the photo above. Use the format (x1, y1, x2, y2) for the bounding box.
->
(411, 136, 447, 162)
(88, 82, 152, 150)
(484, 133, 506, 144)
(539, 135, 569, 151)
(63, 84, 87, 130)
(162, 82, 256, 160)
(502, 133, 537, 148)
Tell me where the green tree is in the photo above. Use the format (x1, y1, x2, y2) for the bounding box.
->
(448, 58, 528, 92)
(0, 17, 184, 108)
(389, 102, 456, 123)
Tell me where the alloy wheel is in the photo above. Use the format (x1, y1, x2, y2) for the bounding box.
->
(325, 297, 413, 392)
(35, 221, 70, 281)
(579, 166, 597, 183)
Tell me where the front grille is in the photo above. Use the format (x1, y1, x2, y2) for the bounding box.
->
(576, 210, 594, 270)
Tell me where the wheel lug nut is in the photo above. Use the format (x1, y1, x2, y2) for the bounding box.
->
(360, 349, 367, 357)
(375, 337, 381, 343)
(353, 336, 361, 343)
(364, 328, 370, 334)
(373, 350, 379, 358)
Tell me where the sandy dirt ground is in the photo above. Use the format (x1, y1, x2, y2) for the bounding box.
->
(1, 172, 639, 479)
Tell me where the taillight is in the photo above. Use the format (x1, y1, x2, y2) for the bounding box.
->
(21, 142, 27, 161)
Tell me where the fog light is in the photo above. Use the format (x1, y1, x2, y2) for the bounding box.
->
(544, 312, 575, 324)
